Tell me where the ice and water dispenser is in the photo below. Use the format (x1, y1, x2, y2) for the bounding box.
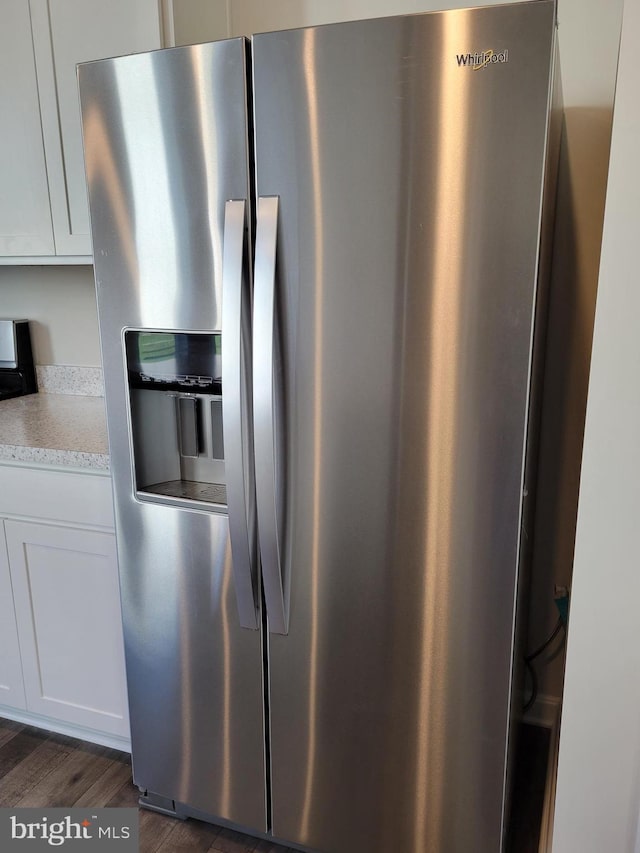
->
(125, 330, 227, 509)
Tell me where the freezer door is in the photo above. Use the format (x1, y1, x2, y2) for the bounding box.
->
(252, 4, 556, 852)
(79, 40, 267, 829)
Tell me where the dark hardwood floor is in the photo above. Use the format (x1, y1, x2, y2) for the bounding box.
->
(0, 716, 549, 852)
(0, 718, 290, 852)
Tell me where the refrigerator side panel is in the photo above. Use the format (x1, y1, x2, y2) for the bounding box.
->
(253, 3, 556, 852)
(78, 40, 267, 830)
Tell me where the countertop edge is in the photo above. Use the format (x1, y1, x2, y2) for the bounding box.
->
(0, 444, 110, 472)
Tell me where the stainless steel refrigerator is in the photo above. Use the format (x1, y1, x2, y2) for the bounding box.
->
(78, 2, 561, 851)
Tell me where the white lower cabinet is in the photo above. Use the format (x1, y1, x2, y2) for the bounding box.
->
(4, 521, 128, 739)
(0, 465, 129, 749)
(1, 0, 232, 263)
(0, 530, 26, 710)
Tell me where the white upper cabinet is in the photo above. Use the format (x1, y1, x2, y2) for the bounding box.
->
(0, 1, 55, 257)
(30, 0, 166, 259)
(1, 0, 228, 264)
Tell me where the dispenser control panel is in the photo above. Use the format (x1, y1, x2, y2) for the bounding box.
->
(126, 330, 221, 394)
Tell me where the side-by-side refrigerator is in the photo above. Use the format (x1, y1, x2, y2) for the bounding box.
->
(79, 3, 561, 851)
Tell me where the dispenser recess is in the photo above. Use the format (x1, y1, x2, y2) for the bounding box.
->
(125, 330, 226, 509)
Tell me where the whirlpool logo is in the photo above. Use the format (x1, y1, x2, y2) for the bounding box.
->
(456, 48, 509, 69)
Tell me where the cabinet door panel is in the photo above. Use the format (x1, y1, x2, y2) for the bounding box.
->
(0, 0, 54, 256)
(0, 523, 26, 710)
(30, 0, 164, 256)
(5, 521, 129, 737)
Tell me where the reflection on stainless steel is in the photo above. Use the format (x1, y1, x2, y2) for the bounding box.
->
(80, 3, 560, 852)
(113, 55, 179, 322)
(81, 101, 138, 288)
(79, 38, 267, 831)
(219, 534, 232, 818)
(299, 28, 322, 839)
(413, 12, 470, 850)
(253, 196, 288, 635)
(254, 4, 558, 851)
(222, 199, 259, 630)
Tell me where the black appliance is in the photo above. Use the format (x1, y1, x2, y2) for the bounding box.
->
(0, 320, 37, 401)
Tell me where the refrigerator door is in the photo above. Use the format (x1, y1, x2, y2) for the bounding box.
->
(253, 4, 555, 852)
(79, 40, 267, 829)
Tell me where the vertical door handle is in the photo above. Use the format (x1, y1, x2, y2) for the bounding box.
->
(222, 199, 259, 629)
(253, 196, 288, 635)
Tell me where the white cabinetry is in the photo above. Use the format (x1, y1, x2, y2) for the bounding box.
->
(0, 1, 55, 257)
(30, 0, 167, 258)
(1, 0, 228, 264)
(0, 528, 26, 711)
(5, 521, 128, 738)
(0, 464, 130, 750)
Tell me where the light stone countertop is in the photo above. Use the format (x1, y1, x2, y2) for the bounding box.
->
(0, 393, 109, 471)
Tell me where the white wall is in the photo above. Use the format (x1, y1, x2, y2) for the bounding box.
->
(0, 265, 100, 366)
(529, 0, 623, 698)
(227, 0, 516, 34)
(552, 0, 640, 848)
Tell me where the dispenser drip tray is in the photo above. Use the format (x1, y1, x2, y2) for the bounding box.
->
(142, 480, 227, 505)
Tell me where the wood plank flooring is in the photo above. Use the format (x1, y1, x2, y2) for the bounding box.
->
(0, 716, 549, 852)
(0, 718, 290, 853)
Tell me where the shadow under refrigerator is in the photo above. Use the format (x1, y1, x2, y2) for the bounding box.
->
(79, 2, 561, 851)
